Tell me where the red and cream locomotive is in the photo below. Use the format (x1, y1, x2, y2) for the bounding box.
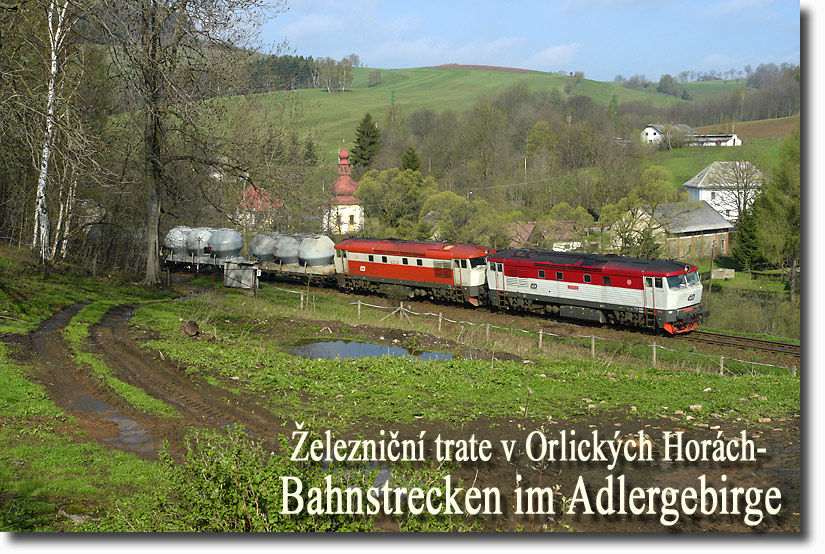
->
(332, 239, 701, 334)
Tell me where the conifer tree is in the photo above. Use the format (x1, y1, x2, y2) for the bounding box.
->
(350, 113, 381, 170)
(401, 146, 420, 171)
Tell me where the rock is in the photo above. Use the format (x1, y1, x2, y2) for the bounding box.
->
(690, 404, 703, 411)
(758, 417, 772, 424)
(674, 410, 684, 415)
(179, 320, 200, 337)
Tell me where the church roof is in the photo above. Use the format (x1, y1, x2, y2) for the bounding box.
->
(330, 147, 362, 205)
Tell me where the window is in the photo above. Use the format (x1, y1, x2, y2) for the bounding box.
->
(469, 257, 486, 268)
(382, 256, 387, 263)
(603, 276, 611, 286)
(538, 270, 545, 279)
(556, 271, 563, 280)
(584, 275, 591, 283)
(655, 277, 663, 288)
(417, 259, 423, 266)
(348, 214, 355, 224)
(489, 262, 496, 271)
(460, 259, 467, 269)
(645, 277, 653, 287)
(368, 255, 374, 262)
(403, 258, 408, 265)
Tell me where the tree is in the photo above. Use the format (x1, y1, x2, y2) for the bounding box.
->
(711, 160, 764, 221)
(657, 74, 679, 96)
(350, 112, 381, 171)
(418, 191, 468, 241)
(355, 168, 437, 232)
(401, 146, 420, 171)
(732, 208, 762, 273)
(93, 0, 284, 284)
(31, 0, 76, 263)
(368, 70, 381, 87)
(754, 124, 800, 298)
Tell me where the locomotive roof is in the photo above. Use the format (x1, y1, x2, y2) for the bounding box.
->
(487, 248, 697, 277)
(335, 238, 492, 259)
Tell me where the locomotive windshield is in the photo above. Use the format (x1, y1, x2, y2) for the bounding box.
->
(468, 257, 487, 268)
(667, 271, 699, 288)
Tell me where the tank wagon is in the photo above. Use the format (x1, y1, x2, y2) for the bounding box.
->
(485, 249, 702, 333)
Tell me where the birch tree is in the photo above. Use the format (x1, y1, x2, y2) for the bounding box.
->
(32, 0, 74, 262)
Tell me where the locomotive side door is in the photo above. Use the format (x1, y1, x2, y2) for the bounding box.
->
(643, 276, 655, 311)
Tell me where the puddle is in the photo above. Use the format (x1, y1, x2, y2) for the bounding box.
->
(69, 392, 163, 454)
(291, 340, 453, 361)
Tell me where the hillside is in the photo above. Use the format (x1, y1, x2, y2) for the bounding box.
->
(255, 66, 697, 163)
(695, 115, 800, 138)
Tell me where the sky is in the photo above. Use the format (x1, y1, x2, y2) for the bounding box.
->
(259, 0, 801, 82)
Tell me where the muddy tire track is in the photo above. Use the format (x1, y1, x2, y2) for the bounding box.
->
(87, 304, 286, 451)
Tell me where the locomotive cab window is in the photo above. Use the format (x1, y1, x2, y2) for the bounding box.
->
(489, 262, 495, 271)
(469, 257, 486, 268)
(645, 277, 653, 287)
(382, 256, 387, 263)
(603, 276, 611, 286)
(368, 255, 374, 262)
(460, 259, 467, 269)
(402, 258, 408, 265)
(584, 275, 591, 283)
(417, 259, 423, 266)
(655, 277, 663, 288)
(556, 271, 563, 280)
(538, 270, 545, 279)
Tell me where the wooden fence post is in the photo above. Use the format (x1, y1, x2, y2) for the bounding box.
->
(357, 300, 361, 320)
(438, 312, 442, 332)
(538, 329, 543, 348)
(719, 356, 724, 376)
(300, 292, 304, 310)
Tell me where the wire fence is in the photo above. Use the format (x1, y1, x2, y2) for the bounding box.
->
(252, 280, 800, 378)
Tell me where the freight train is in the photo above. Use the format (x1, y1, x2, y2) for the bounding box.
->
(162, 227, 703, 334)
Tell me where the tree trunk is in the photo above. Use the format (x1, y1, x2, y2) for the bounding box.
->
(32, 0, 70, 263)
(788, 251, 798, 302)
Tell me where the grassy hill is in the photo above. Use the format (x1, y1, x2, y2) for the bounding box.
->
(255, 66, 696, 163)
(695, 115, 800, 138)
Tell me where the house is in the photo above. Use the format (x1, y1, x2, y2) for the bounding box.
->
(505, 220, 584, 252)
(238, 185, 282, 228)
(650, 200, 734, 257)
(682, 161, 763, 222)
(322, 147, 364, 235)
(641, 123, 741, 147)
(641, 123, 696, 145)
(689, 133, 742, 147)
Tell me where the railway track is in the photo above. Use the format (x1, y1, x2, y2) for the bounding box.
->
(686, 330, 800, 357)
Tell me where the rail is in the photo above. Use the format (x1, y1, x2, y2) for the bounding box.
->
(688, 331, 800, 357)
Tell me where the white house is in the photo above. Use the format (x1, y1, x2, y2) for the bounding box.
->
(641, 123, 696, 145)
(682, 161, 763, 222)
(642, 123, 741, 147)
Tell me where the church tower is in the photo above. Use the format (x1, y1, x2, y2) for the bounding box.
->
(323, 147, 364, 234)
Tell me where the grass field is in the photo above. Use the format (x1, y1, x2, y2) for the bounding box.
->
(695, 115, 800, 138)
(252, 66, 691, 163)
